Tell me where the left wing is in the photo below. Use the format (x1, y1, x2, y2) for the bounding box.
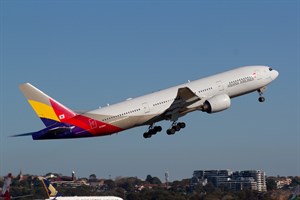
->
(176, 87, 201, 103)
(144, 87, 202, 124)
(164, 87, 201, 121)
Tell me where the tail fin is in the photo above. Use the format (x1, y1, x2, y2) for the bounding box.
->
(2, 173, 12, 195)
(19, 83, 76, 127)
(39, 177, 61, 198)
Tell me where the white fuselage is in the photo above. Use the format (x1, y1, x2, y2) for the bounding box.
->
(18, 65, 279, 139)
(84, 66, 278, 131)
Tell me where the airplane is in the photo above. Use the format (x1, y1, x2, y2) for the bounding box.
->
(14, 65, 279, 140)
(0, 173, 33, 200)
(39, 178, 123, 200)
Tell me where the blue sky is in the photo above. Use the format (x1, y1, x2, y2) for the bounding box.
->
(0, 1, 299, 181)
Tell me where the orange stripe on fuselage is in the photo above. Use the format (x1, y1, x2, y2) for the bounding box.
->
(66, 115, 123, 136)
(49, 99, 123, 136)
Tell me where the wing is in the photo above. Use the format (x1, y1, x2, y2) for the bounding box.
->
(165, 87, 201, 121)
(176, 87, 201, 103)
(147, 87, 202, 123)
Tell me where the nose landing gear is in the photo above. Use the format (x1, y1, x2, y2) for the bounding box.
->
(258, 96, 265, 103)
(257, 87, 267, 103)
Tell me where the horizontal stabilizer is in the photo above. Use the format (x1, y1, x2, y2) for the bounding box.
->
(11, 132, 35, 137)
(45, 126, 73, 135)
(11, 126, 74, 140)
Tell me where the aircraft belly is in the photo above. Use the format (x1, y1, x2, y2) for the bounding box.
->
(83, 113, 157, 130)
(110, 114, 158, 129)
(228, 81, 262, 98)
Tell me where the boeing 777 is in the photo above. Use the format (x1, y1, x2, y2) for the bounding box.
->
(15, 65, 279, 140)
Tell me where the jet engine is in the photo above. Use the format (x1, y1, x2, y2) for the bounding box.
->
(202, 94, 231, 114)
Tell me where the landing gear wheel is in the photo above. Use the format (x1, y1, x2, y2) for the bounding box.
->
(257, 87, 267, 103)
(143, 132, 151, 139)
(178, 122, 186, 129)
(167, 128, 176, 135)
(148, 129, 156, 135)
(174, 125, 181, 132)
(154, 126, 162, 132)
(258, 96, 265, 103)
(143, 125, 162, 139)
(166, 122, 186, 136)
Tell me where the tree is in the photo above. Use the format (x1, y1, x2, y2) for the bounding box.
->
(145, 175, 161, 184)
(113, 188, 126, 199)
(104, 179, 116, 190)
(26, 177, 47, 199)
(146, 175, 153, 183)
(236, 190, 258, 200)
(126, 193, 142, 200)
(266, 178, 277, 191)
(204, 182, 216, 194)
(151, 177, 162, 185)
(119, 181, 135, 192)
(291, 176, 300, 186)
(89, 174, 97, 180)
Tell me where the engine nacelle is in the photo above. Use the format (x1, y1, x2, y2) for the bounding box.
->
(202, 94, 231, 114)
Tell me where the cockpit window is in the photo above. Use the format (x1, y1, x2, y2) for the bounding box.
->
(269, 67, 273, 71)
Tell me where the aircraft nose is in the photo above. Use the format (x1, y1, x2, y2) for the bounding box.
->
(272, 70, 279, 80)
(268, 67, 279, 80)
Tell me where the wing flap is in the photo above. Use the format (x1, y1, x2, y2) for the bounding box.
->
(176, 87, 199, 102)
(164, 87, 201, 121)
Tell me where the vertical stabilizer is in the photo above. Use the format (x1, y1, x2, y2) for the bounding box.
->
(39, 177, 61, 198)
(19, 83, 76, 127)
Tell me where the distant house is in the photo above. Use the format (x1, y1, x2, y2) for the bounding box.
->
(89, 179, 105, 188)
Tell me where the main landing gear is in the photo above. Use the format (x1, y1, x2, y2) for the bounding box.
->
(143, 122, 186, 139)
(166, 122, 186, 135)
(143, 125, 162, 139)
(257, 87, 266, 103)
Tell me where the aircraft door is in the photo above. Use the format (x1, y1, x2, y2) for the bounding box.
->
(89, 119, 97, 129)
(142, 102, 150, 113)
(216, 81, 224, 91)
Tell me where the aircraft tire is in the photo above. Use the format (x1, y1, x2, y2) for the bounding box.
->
(178, 122, 186, 129)
(166, 129, 171, 135)
(174, 125, 181, 132)
(154, 126, 162, 132)
(143, 132, 151, 139)
(149, 129, 156, 135)
(167, 128, 176, 135)
(259, 97, 265, 102)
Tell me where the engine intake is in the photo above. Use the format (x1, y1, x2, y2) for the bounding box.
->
(202, 94, 231, 114)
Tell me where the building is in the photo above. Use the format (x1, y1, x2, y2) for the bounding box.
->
(218, 177, 258, 191)
(233, 170, 267, 192)
(192, 169, 267, 192)
(193, 170, 232, 187)
(268, 176, 292, 189)
(276, 177, 292, 189)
